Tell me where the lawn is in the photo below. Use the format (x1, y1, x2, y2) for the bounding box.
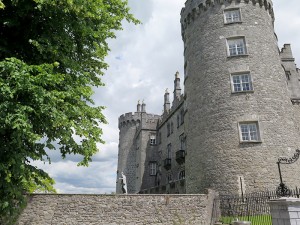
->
(221, 215, 272, 225)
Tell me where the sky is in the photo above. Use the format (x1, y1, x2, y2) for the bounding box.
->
(33, 0, 300, 194)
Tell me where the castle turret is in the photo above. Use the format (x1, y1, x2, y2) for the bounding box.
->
(117, 105, 161, 194)
(280, 44, 300, 100)
(173, 71, 182, 101)
(137, 100, 141, 112)
(117, 112, 141, 193)
(164, 89, 170, 113)
(181, 0, 300, 194)
(141, 101, 146, 112)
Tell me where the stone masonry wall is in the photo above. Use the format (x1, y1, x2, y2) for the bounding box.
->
(135, 114, 160, 192)
(17, 190, 218, 225)
(183, 0, 300, 195)
(157, 101, 186, 189)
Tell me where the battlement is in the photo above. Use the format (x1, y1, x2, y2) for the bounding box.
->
(119, 112, 142, 128)
(119, 112, 161, 129)
(181, 0, 274, 36)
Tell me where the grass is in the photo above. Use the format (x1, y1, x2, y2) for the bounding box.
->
(221, 215, 272, 225)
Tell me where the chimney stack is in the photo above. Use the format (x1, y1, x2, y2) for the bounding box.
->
(173, 71, 181, 101)
(137, 100, 141, 112)
(164, 89, 170, 113)
(141, 100, 146, 112)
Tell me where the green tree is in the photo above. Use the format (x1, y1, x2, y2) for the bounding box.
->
(0, 0, 138, 223)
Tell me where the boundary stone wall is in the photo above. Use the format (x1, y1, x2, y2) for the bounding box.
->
(17, 190, 218, 225)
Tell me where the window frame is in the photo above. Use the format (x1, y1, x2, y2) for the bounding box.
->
(180, 108, 184, 125)
(226, 37, 247, 57)
(149, 162, 157, 176)
(224, 8, 242, 24)
(230, 72, 254, 93)
(149, 134, 156, 146)
(167, 143, 172, 159)
(238, 122, 261, 143)
(179, 133, 186, 151)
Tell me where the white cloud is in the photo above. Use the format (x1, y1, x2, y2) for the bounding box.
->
(32, 160, 117, 194)
(33, 0, 300, 194)
(274, 1, 300, 65)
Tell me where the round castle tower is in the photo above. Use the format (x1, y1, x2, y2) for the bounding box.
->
(117, 102, 161, 194)
(182, 0, 300, 194)
(117, 111, 141, 194)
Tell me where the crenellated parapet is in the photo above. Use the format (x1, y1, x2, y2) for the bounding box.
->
(119, 112, 142, 129)
(180, 0, 274, 38)
(119, 112, 161, 129)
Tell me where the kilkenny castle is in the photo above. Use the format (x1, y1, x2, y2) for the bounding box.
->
(117, 0, 300, 195)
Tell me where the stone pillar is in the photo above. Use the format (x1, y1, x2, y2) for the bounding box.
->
(268, 198, 300, 225)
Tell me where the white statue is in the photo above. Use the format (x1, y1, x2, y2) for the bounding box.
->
(119, 172, 128, 194)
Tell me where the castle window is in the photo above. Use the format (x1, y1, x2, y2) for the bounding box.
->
(224, 9, 241, 24)
(177, 115, 180, 128)
(179, 134, 186, 150)
(239, 122, 260, 142)
(150, 134, 156, 145)
(167, 123, 170, 136)
(180, 108, 184, 125)
(227, 38, 247, 56)
(149, 162, 157, 176)
(167, 143, 172, 159)
(178, 170, 185, 180)
(231, 73, 253, 93)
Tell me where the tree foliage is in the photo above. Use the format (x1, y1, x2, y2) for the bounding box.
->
(0, 0, 138, 222)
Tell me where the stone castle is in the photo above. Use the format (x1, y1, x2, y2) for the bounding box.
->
(117, 0, 300, 195)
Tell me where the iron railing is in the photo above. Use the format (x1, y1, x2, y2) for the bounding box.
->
(213, 188, 300, 225)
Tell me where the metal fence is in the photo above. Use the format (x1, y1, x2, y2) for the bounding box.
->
(213, 188, 300, 225)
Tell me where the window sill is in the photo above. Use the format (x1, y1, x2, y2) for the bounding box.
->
(240, 140, 262, 144)
(231, 90, 254, 94)
(227, 54, 249, 58)
(224, 21, 242, 25)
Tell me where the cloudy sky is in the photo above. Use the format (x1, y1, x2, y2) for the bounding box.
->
(33, 0, 300, 194)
